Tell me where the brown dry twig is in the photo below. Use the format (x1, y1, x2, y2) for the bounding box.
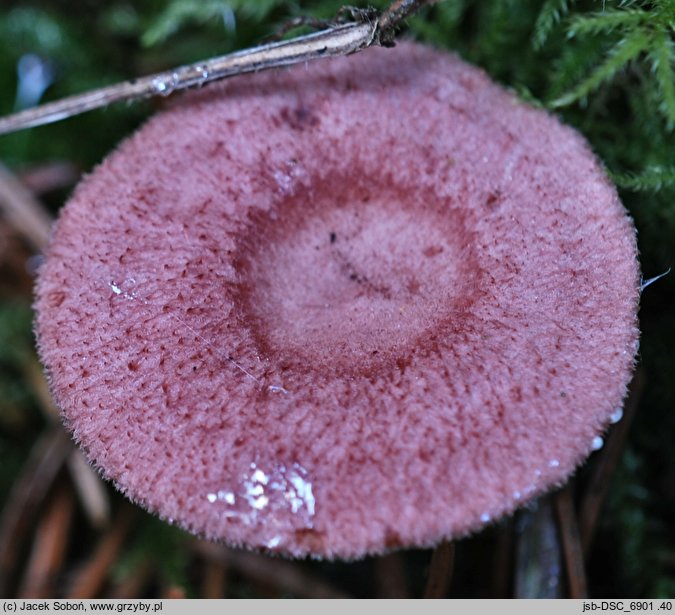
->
(201, 559, 228, 599)
(18, 485, 74, 598)
(579, 369, 645, 556)
(107, 559, 153, 599)
(375, 552, 409, 598)
(0, 428, 72, 597)
(66, 506, 136, 599)
(0, 0, 431, 136)
(514, 499, 563, 598)
(377, 0, 431, 44)
(0, 164, 52, 251)
(18, 162, 80, 196)
(554, 486, 587, 598)
(193, 540, 350, 598)
(423, 541, 454, 598)
(66, 452, 111, 529)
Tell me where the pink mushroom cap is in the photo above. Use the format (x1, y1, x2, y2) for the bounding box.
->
(35, 42, 640, 559)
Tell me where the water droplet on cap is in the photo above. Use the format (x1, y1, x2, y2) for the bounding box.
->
(591, 436, 604, 451)
(217, 490, 235, 504)
(268, 385, 289, 394)
(251, 468, 269, 485)
(609, 407, 623, 424)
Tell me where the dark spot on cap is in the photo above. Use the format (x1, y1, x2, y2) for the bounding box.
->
(485, 191, 502, 210)
(280, 105, 320, 131)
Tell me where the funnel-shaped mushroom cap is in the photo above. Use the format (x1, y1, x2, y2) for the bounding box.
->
(35, 43, 640, 558)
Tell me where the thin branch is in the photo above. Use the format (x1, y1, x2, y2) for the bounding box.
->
(18, 485, 74, 599)
(18, 162, 80, 196)
(491, 521, 514, 597)
(0, 1, 430, 136)
(192, 540, 350, 599)
(66, 506, 136, 599)
(0, 164, 52, 251)
(0, 428, 72, 597)
(554, 486, 588, 599)
(423, 541, 455, 598)
(67, 451, 111, 529)
(201, 558, 228, 599)
(514, 498, 563, 598)
(579, 369, 645, 556)
(375, 552, 409, 598)
(378, 0, 432, 43)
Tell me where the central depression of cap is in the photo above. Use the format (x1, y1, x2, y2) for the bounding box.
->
(234, 178, 478, 377)
(35, 43, 640, 559)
